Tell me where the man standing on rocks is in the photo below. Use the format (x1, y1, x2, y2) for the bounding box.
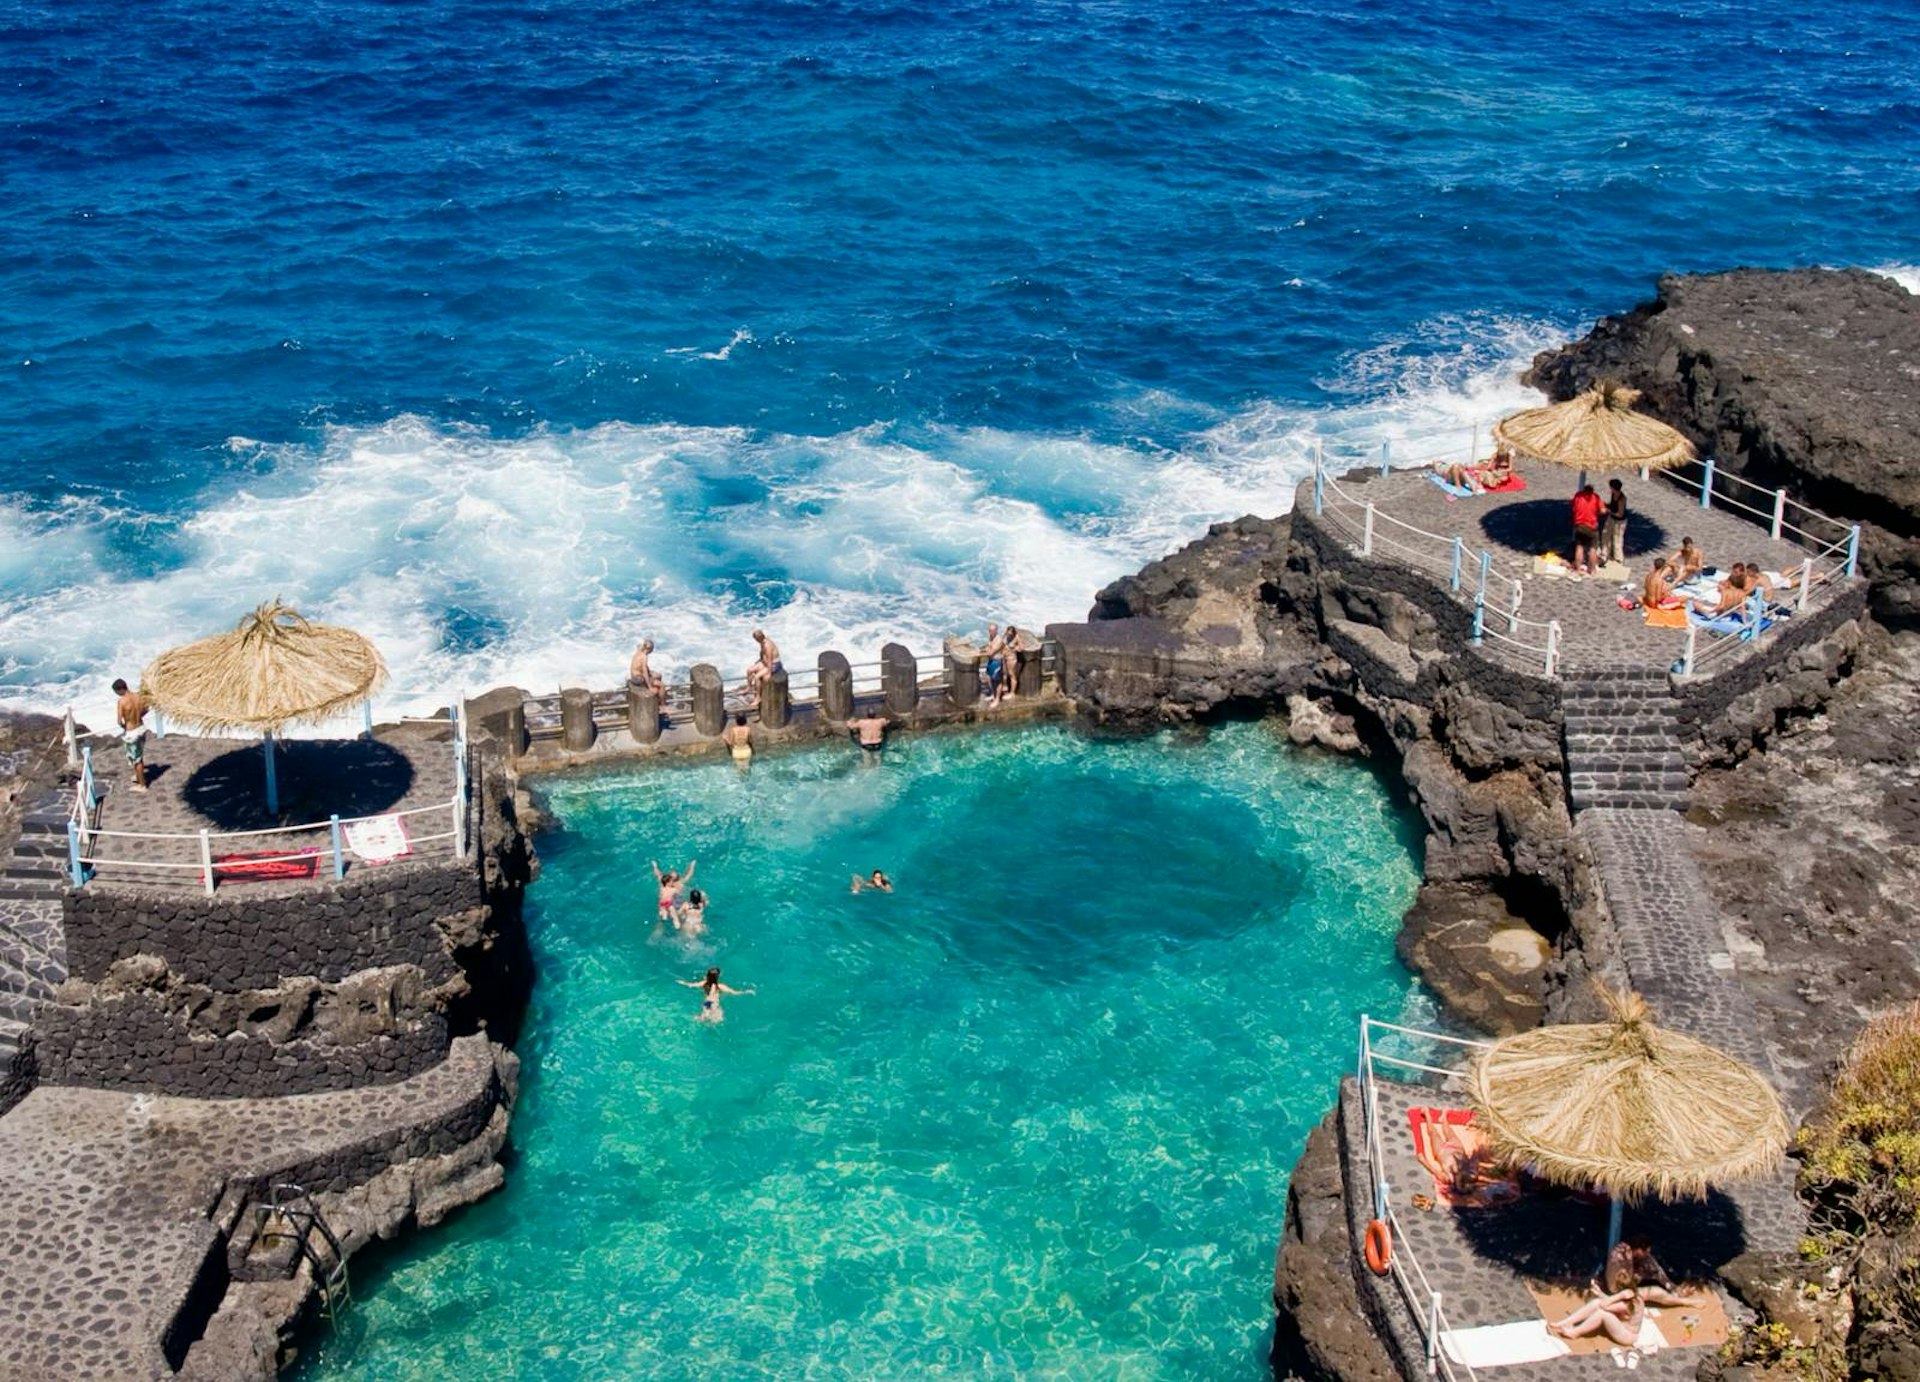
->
(111, 677, 150, 792)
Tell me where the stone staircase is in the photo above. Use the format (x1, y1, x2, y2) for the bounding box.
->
(0, 785, 75, 1076)
(1559, 664, 1689, 813)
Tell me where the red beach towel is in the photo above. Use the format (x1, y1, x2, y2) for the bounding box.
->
(211, 849, 322, 881)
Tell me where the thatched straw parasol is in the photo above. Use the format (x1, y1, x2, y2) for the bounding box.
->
(141, 600, 388, 813)
(1493, 382, 1697, 476)
(1467, 988, 1789, 1247)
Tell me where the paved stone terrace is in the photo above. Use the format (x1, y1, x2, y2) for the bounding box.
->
(1343, 1079, 1722, 1382)
(0, 1035, 500, 1382)
(79, 726, 459, 891)
(1320, 459, 1844, 671)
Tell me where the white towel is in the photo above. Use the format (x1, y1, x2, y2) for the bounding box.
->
(1440, 1321, 1572, 1368)
(344, 814, 412, 864)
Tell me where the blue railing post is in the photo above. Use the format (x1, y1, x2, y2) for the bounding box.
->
(1471, 593, 1486, 646)
(1449, 536, 1463, 591)
(1845, 525, 1860, 577)
(1312, 441, 1324, 515)
(1476, 549, 1492, 601)
(1379, 439, 1391, 477)
(329, 814, 345, 880)
(67, 818, 84, 888)
(1699, 456, 1715, 509)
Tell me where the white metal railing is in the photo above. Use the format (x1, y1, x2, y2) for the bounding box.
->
(1676, 526, 1857, 677)
(65, 701, 469, 893)
(1655, 459, 1859, 566)
(1311, 442, 1563, 676)
(1356, 1015, 1495, 1381)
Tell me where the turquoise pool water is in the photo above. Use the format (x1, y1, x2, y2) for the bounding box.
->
(298, 723, 1430, 1380)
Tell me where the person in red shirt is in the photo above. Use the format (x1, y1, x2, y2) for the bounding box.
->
(1570, 483, 1604, 575)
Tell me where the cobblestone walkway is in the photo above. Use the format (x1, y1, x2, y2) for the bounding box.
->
(0, 1035, 500, 1382)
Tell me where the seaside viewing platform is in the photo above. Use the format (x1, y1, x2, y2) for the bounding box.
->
(1308, 438, 1865, 681)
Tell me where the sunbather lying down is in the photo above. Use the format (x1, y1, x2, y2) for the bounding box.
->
(1415, 1117, 1521, 1206)
(1550, 1239, 1703, 1343)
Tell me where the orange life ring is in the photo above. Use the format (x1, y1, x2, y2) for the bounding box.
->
(1363, 1218, 1392, 1277)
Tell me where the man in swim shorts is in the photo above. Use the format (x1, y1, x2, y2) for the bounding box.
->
(112, 677, 150, 791)
(744, 629, 782, 707)
(627, 638, 665, 698)
(980, 623, 1007, 705)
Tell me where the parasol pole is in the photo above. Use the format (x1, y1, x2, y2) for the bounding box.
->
(263, 731, 279, 816)
(1607, 1192, 1623, 1254)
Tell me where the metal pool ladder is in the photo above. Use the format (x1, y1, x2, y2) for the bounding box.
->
(263, 1183, 352, 1328)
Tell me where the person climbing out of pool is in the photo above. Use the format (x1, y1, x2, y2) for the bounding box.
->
(743, 629, 782, 708)
(679, 966, 753, 1023)
(721, 713, 753, 764)
(850, 711, 889, 752)
(850, 869, 892, 893)
(652, 858, 696, 926)
(675, 888, 708, 937)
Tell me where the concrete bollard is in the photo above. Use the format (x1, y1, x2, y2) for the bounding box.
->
(818, 651, 852, 722)
(945, 637, 981, 709)
(560, 688, 596, 752)
(627, 683, 662, 744)
(882, 643, 917, 716)
(690, 665, 725, 736)
(761, 666, 791, 729)
(1013, 637, 1043, 697)
(504, 700, 530, 758)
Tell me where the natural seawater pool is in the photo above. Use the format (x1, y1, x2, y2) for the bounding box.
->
(297, 722, 1430, 1380)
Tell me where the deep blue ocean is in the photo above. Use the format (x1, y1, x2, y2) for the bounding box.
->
(3, 0, 1917, 721)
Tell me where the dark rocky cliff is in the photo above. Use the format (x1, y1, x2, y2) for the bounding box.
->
(1526, 267, 1920, 623)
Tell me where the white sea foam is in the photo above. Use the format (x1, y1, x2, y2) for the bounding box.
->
(1871, 262, 1920, 295)
(1, 318, 1568, 733)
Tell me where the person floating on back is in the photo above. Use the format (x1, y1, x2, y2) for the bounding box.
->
(112, 678, 150, 792)
(850, 869, 893, 894)
(679, 966, 754, 1023)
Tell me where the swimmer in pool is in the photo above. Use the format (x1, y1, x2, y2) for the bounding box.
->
(849, 869, 893, 894)
(676, 888, 708, 937)
(678, 966, 753, 1023)
(652, 858, 696, 926)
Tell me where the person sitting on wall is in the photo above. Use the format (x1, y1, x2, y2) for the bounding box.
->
(743, 630, 783, 708)
(628, 638, 666, 698)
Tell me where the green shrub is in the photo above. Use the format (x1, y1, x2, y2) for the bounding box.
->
(1797, 1002, 1920, 1232)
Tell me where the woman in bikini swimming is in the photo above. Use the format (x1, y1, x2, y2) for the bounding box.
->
(678, 966, 754, 1023)
(652, 858, 696, 927)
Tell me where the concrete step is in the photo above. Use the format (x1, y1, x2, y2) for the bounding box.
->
(0, 1014, 27, 1050)
(0, 878, 66, 901)
(1563, 713, 1677, 735)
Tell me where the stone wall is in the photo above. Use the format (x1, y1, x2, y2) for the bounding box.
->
(63, 856, 477, 991)
(32, 998, 449, 1098)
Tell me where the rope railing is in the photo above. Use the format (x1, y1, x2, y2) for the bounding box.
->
(1356, 1015, 1494, 1382)
(1677, 527, 1856, 677)
(64, 700, 470, 893)
(1654, 460, 1857, 557)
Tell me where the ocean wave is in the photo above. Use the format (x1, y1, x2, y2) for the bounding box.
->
(1872, 262, 1920, 294)
(1, 331, 1561, 732)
